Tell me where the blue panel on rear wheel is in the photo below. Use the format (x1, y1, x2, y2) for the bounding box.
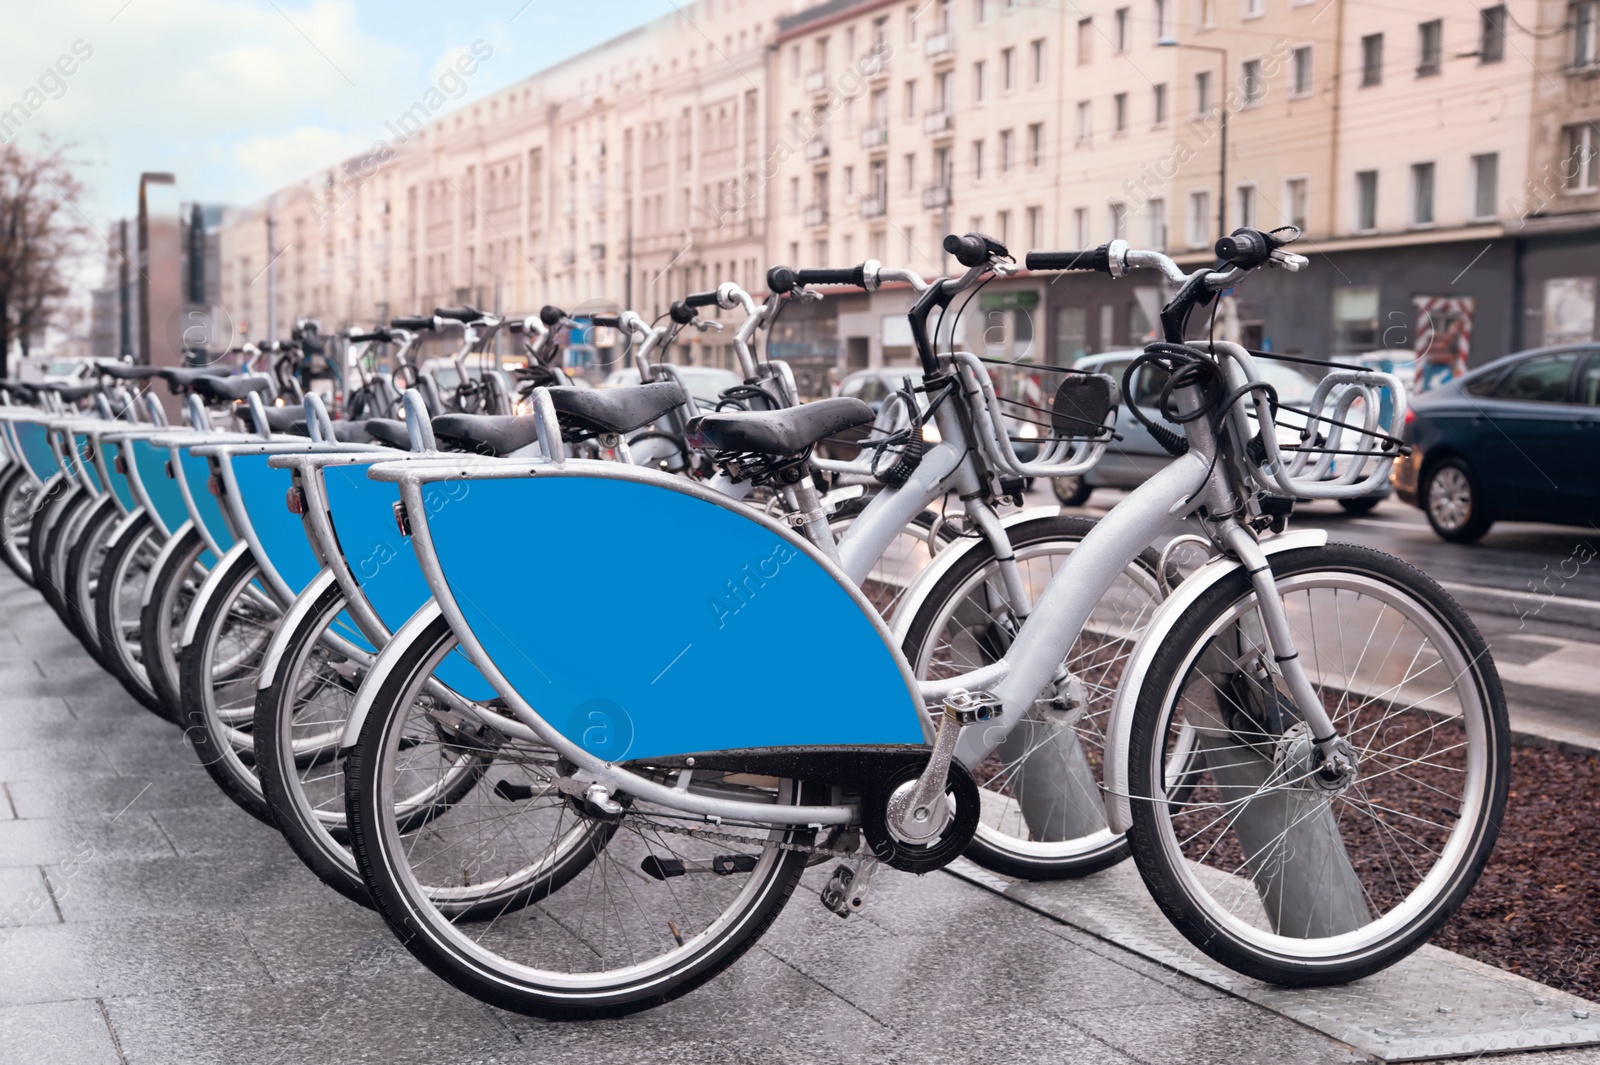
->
(178, 448, 233, 556)
(14, 423, 59, 481)
(101, 441, 137, 512)
(131, 438, 187, 537)
(421, 473, 922, 762)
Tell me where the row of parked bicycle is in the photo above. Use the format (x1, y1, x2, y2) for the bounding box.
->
(0, 228, 1509, 1019)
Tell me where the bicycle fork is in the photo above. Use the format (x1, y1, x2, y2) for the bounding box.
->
(1216, 521, 1356, 786)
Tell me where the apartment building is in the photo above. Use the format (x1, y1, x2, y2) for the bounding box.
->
(217, 0, 796, 373)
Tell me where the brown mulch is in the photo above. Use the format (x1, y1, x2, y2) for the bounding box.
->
(1431, 742, 1600, 1001)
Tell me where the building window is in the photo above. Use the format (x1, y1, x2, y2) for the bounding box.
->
(1031, 38, 1046, 82)
(997, 208, 1011, 244)
(1194, 70, 1213, 113)
(1361, 33, 1384, 85)
(1153, 83, 1169, 125)
(1000, 128, 1015, 171)
(1027, 205, 1043, 247)
(1114, 92, 1129, 132)
(1565, 123, 1599, 190)
(1078, 18, 1094, 64)
(1146, 197, 1167, 248)
(905, 152, 917, 192)
(1242, 0, 1264, 17)
(1355, 170, 1378, 231)
(1198, 0, 1216, 28)
(1333, 286, 1380, 353)
(1028, 122, 1045, 166)
(904, 79, 918, 119)
(1292, 46, 1313, 96)
(1417, 20, 1443, 76)
(1237, 184, 1258, 228)
(1242, 59, 1264, 104)
(1411, 162, 1435, 225)
(973, 139, 986, 180)
(789, 176, 801, 214)
(1155, 0, 1172, 38)
(1471, 153, 1498, 218)
(1055, 306, 1088, 364)
(975, 0, 990, 23)
(1001, 46, 1016, 90)
(1479, 6, 1506, 62)
(1073, 206, 1089, 246)
(1076, 101, 1092, 144)
(974, 60, 987, 102)
(1285, 176, 1308, 230)
(1186, 190, 1211, 247)
(790, 45, 801, 80)
(1116, 7, 1131, 52)
(1108, 202, 1128, 240)
(1575, 1, 1600, 67)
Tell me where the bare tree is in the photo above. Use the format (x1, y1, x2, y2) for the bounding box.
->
(0, 140, 91, 378)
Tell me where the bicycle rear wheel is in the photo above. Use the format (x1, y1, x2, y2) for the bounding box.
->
(256, 581, 486, 906)
(63, 497, 124, 667)
(346, 611, 811, 1019)
(93, 512, 167, 717)
(1124, 542, 1509, 985)
(141, 526, 208, 723)
(0, 465, 37, 585)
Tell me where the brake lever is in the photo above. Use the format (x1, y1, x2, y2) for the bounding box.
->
(1270, 249, 1309, 272)
(692, 319, 725, 333)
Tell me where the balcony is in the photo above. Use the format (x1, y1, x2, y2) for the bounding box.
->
(924, 32, 954, 60)
(560, 248, 577, 266)
(922, 185, 951, 210)
(861, 48, 890, 77)
(804, 69, 829, 95)
(804, 204, 830, 227)
(590, 242, 606, 260)
(805, 136, 830, 161)
(859, 196, 886, 219)
(860, 124, 889, 148)
(923, 109, 953, 135)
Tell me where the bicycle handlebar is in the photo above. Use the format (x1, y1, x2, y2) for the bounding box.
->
(433, 306, 483, 323)
(347, 330, 392, 344)
(391, 316, 433, 330)
(1024, 248, 1110, 273)
(588, 313, 621, 329)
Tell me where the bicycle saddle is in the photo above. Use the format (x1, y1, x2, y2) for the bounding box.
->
(41, 383, 99, 402)
(96, 362, 166, 381)
(156, 367, 223, 389)
(431, 413, 541, 456)
(547, 381, 686, 440)
(239, 404, 306, 435)
(686, 397, 873, 456)
(189, 375, 272, 403)
(363, 418, 412, 450)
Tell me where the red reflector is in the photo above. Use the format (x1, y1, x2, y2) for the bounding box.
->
(286, 486, 306, 515)
(164, 460, 175, 479)
(392, 501, 412, 537)
(207, 474, 224, 497)
(1404, 409, 1416, 425)
(114, 455, 127, 474)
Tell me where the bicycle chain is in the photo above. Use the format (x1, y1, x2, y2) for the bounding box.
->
(640, 817, 860, 860)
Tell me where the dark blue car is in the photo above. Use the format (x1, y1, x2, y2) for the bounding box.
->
(1392, 344, 1600, 541)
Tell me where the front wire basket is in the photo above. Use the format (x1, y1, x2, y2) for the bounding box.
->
(1209, 341, 1407, 500)
(951, 352, 1117, 480)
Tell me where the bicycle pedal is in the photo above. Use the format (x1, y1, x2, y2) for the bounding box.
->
(819, 859, 878, 918)
(492, 779, 534, 802)
(641, 853, 758, 881)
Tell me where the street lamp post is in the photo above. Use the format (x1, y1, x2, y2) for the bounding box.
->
(1158, 37, 1229, 240)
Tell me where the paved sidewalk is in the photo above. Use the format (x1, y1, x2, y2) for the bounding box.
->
(0, 564, 1590, 1065)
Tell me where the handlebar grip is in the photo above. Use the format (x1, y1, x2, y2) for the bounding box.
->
(669, 300, 698, 325)
(432, 306, 483, 323)
(797, 265, 867, 288)
(347, 330, 390, 343)
(682, 290, 721, 309)
(390, 316, 433, 330)
(588, 313, 621, 328)
(766, 265, 798, 293)
(507, 319, 526, 334)
(943, 231, 1009, 269)
(1024, 247, 1111, 274)
(1214, 228, 1273, 268)
(539, 305, 566, 327)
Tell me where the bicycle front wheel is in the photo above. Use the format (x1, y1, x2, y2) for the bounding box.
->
(0, 465, 37, 584)
(1124, 542, 1509, 985)
(345, 611, 811, 1019)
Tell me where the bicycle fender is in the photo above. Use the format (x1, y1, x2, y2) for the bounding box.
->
(890, 505, 1064, 644)
(1102, 527, 1329, 833)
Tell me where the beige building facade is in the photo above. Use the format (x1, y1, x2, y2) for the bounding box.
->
(216, 0, 1599, 373)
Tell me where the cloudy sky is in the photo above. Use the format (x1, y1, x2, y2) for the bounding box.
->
(2, 0, 667, 260)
